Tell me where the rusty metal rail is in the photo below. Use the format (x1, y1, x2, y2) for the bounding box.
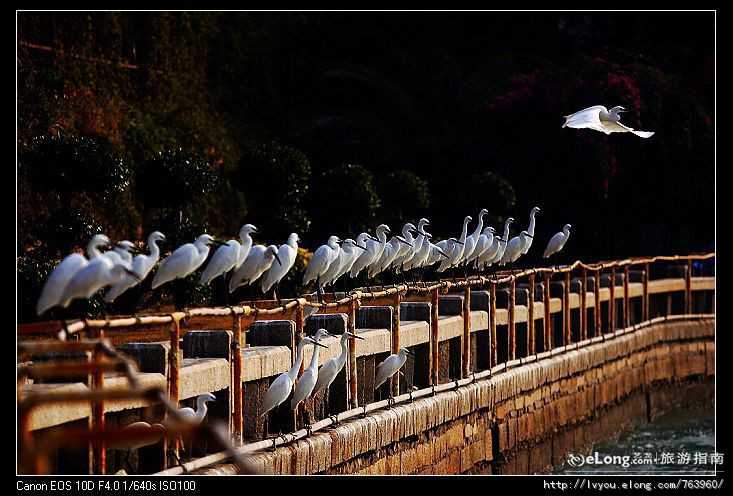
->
(17, 252, 715, 475)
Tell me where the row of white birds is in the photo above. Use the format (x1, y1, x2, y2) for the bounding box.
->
(36, 207, 572, 316)
(260, 328, 411, 432)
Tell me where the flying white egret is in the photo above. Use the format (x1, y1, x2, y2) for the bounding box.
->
(374, 347, 415, 403)
(59, 244, 139, 308)
(151, 234, 223, 290)
(290, 328, 334, 428)
(261, 233, 300, 296)
(521, 207, 541, 255)
(437, 215, 472, 272)
(228, 245, 281, 293)
(199, 224, 257, 285)
(302, 236, 342, 287)
(350, 225, 390, 278)
(37, 234, 111, 315)
(104, 231, 166, 303)
(313, 331, 365, 406)
(462, 209, 489, 265)
(543, 224, 572, 259)
(260, 336, 327, 437)
(562, 105, 655, 138)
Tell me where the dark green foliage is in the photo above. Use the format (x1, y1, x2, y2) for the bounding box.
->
(309, 163, 381, 242)
(376, 170, 430, 228)
(232, 141, 312, 240)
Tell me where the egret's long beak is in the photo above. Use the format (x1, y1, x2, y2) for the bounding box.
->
(124, 268, 143, 282)
(312, 341, 329, 349)
(526, 234, 534, 239)
(346, 331, 365, 340)
(437, 248, 449, 258)
(397, 236, 413, 247)
(355, 244, 367, 251)
(454, 239, 465, 245)
(274, 253, 283, 266)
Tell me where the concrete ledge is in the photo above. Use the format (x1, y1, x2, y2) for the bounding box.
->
(241, 346, 291, 382)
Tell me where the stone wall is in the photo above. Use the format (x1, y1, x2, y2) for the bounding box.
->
(198, 318, 714, 475)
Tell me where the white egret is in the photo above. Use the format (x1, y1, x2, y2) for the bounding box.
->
(228, 245, 281, 293)
(261, 233, 300, 296)
(400, 218, 430, 271)
(321, 239, 366, 288)
(290, 328, 334, 429)
(471, 227, 496, 264)
(260, 335, 327, 437)
(302, 236, 341, 287)
(495, 217, 516, 266)
(437, 215, 472, 272)
(36, 234, 111, 315)
(462, 209, 489, 265)
(521, 207, 541, 255)
(388, 223, 418, 271)
(330, 234, 370, 284)
(543, 224, 572, 258)
(504, 230, 533, 265)
(313, 331, 365, 405)
(374, 347, 415, 404)
(169, 392, 217, 426)
(108, 421, 166, 450)
(151, 234, 222, 290)
(369, 234, 410, 278)
(426, 238, 454, 266)
(105, 241, 137, 266)
(562, 105, 654, 138)
(477, 230, 502, 270)
(350, 225, 390, 278)
(200, 224, 257, 285)
(60, 244, 139, 308)
(104, 231, 166, 303)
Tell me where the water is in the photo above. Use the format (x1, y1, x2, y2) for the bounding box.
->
(554, 407, 717, 475)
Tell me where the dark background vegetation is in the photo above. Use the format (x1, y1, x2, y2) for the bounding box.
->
(17, 12, 714, 321)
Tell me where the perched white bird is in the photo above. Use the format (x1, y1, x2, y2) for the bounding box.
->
(437, 215, 472, 272)
(37, 234, 111, 315)
(321, 239, 366, 287)
(562, 105, 655, 138)
(302, 236, 341, 287)
(313, 331, 364, 398)
(400, 218, 430, 271)
(504, 230, 533, 265)
(477, 230, 502, 269)
(261, 233, 300, 295)
(170, 392, 217, 426)
(374, 347, 414, 391)
(229, 245, 281, 293)
(495, 217, 516, 266)
(105, 241, 137, 266)
(471, 227, 496, 266)
(543, 224, 572, 258)
(199, 224, 257, 285)
(350, 225, 390, 278)
(108, 421, 167, 450)
(369, 234, 410, 278)
(427, 238, 455, 266)
(60, 244, 138, 308)
(105, 231, 166, 303)
(151, 234, 221, 289)
(521, 207, 541, 255)
(260, 336, 326, 417)
(330, 234, 370, 283)
(290, 328, 334, 413)
(389, 223, 418, 271)
(462, 209, 489, 264)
